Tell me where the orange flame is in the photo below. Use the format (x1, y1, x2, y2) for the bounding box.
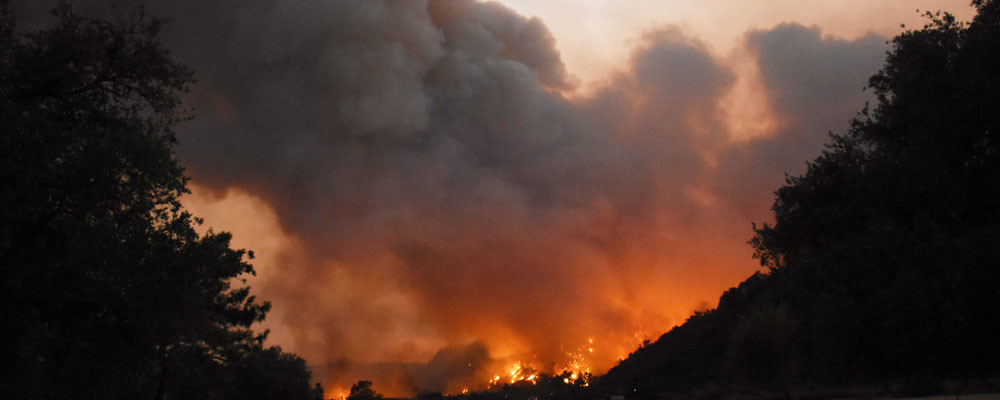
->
(488, 337, 597, 389)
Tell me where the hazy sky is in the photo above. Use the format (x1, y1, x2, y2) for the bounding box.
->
(27, 0, 969, 397)
(496, 0, 974, 87)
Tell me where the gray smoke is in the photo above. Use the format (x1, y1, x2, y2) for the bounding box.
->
(11, 0, 889, 395)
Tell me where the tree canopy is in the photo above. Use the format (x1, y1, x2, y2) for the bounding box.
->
(751, 0, 1000, 383)
(347, 380, 384, 400)
(0, 4, 321, 399)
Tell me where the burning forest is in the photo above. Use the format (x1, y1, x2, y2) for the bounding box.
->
(5, 0, 999, 399)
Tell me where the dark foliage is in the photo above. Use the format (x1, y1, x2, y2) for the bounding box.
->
(349, 380, 385, 400)
(0, 3, 321, 399)
(598, 0, 1000, 397)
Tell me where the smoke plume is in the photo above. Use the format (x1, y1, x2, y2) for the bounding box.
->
(14, 1, 888, 396)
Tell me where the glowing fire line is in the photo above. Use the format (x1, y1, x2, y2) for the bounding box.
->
(487, 337, 595, 389)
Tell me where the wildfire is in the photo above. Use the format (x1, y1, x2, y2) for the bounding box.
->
(556, 338, 593, 386)
(487, 338, 595, 389)
(489, 363, 540, 386)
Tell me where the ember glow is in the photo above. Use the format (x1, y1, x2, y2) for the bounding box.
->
(483, 337, 594, 390)
(492, 364, 539, 386)
(18, 0, 972, 397)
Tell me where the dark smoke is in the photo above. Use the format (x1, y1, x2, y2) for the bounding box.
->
(12, 1, 888, 396)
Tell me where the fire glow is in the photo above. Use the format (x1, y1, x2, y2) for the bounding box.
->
(486, 337, 595, 390)
(168, 0, 919, 396)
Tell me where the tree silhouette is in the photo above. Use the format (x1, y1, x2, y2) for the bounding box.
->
(0, 3, 321, 399)
(347, 380, 384, 400)
(751, 0, 1000, 386)
(603, 1, 1000, 396)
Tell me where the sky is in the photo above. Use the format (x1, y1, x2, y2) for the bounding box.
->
(15, 0, 979, 398)
(495, 0, 973, 87)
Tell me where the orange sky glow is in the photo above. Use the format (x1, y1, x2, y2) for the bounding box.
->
(177, 1, 979, 398)
(496, 0, 974, 87)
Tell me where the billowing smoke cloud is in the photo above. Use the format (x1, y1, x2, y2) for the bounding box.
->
(14, 1, 889, 396)
(710, 24, 888, 220)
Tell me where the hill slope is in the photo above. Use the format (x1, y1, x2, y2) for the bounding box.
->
(600, 1, 1000, 397)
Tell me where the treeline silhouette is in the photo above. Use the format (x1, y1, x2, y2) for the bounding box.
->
(600, 0, 1000, 398)
(0, 4, 321, 399)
